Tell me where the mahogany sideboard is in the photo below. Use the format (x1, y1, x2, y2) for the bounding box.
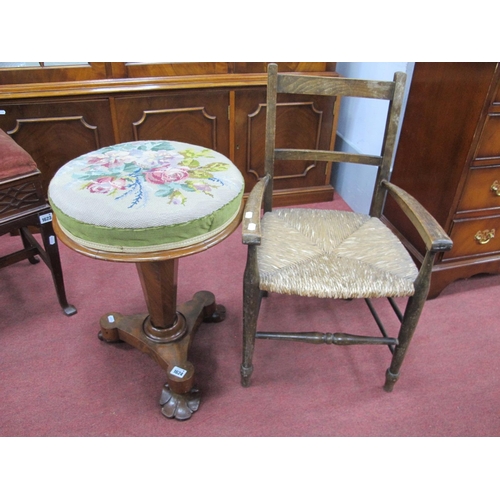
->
(383, 62, 500, 298)
(0, 62, 339, 206)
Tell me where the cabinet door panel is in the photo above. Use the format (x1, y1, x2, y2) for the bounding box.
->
(114, 90, 230, 156)
(233, 88, 335, 193)
(0, 99, 115, 195)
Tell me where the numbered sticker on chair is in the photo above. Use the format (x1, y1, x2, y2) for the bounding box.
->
(39, 213, 53, 224)
(170, 366, 187, 379)
(49, 236, 56, 245)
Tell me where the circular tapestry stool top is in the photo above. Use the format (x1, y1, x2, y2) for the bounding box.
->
(48, 140, 245, 253)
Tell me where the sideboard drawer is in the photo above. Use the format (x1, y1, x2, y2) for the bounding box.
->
(445, 216, 500, 259)
(475, 114, 500, 160)
(458, 165, 500, 211)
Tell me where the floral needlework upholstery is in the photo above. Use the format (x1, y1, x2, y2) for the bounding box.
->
(48, 141, 244, 253)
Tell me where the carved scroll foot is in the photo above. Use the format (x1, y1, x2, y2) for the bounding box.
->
(97, 331, 123, 343)
(204, 304, 226, 323)
(160, 384, 201, 420)
(96, 291, 225, 421)
(98, 312, 125, 343)
(194, 291, 226, 323)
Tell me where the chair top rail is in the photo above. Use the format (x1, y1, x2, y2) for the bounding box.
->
(275, 148, 383, 166)
(277, 73, 396, 99)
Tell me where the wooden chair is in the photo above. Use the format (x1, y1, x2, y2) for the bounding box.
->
(240, 64, 453, 393)
(0, 129, 76, 316)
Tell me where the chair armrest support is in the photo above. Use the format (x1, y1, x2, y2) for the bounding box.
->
(382, 180, 453, 254)
(242, 175, 270, 245)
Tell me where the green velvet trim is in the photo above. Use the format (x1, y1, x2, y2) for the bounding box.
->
(50, 190, 243, 248)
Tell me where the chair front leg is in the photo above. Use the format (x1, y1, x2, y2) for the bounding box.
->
(384, 251, 435, 392)
(241, 245, 261, 387)
(39, 214, 77, 316)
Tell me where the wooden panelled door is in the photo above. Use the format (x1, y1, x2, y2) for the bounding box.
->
(112, 90, 231, 157)
(0, 99, 115, 195)
(232, 88, 336, 200)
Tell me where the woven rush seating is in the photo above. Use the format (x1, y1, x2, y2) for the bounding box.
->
(257, 208, 418, 299)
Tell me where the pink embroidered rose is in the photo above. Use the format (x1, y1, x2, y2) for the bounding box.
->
(86, 150, 134, 170)
(86, 156, 118, 170)
(87, 177, 127, 194)
(145, 165, 189, 185)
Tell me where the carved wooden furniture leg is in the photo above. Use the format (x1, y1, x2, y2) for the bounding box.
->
(384, 251, 435, 392)
(98, 259, 225, 420)
(241, 245, 261, 387)
(37, 213, 77, 316)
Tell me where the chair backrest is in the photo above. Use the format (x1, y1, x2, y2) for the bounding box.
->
(264, 63, 407, 217)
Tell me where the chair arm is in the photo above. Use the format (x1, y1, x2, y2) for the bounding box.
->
(383, 180, 453, 253)
(242, 175, 270, 245)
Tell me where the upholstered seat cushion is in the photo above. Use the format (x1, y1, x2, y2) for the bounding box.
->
(0, 129, 38, 181)
(48, 140, 244, 253)
(257, 208, 419, 299)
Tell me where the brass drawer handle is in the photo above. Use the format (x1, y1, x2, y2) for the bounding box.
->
(474, 229, 496, 245)
(491, 180, 500, 196)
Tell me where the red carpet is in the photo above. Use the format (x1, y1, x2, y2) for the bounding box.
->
(1, 195, 499, 437)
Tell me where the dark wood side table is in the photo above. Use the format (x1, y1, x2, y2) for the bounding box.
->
(49, 140, 244, 420)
